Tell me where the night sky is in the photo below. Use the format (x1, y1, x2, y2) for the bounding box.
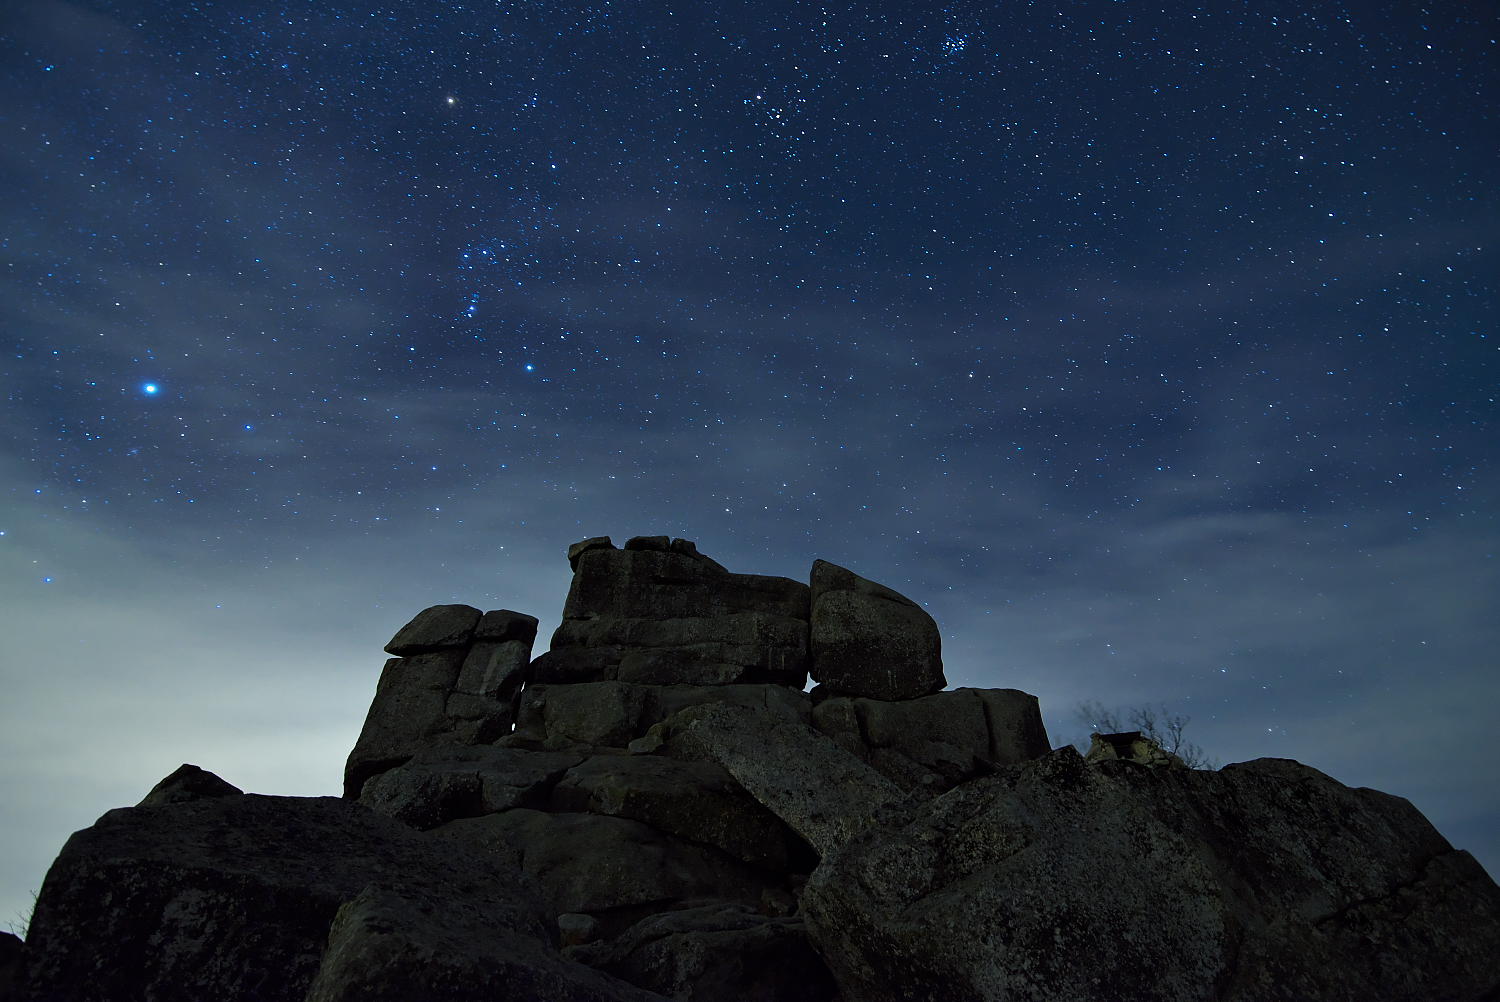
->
(3, 0, 1497, 926)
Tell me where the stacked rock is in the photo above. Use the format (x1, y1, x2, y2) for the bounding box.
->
(340, 535, 1052, 1000)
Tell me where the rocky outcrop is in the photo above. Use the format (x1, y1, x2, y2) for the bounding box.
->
(10, 535, 1500, 1002)
(798, 749, 1500, 1002)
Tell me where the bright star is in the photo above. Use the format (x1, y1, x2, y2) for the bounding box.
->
(142, 383, 159, 395)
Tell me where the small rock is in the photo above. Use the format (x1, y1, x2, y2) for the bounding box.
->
(137, 764, 244, 807)
(557, 912, 599, 947)
(384, 604, 482, 656)
(624, 535, 672, 551)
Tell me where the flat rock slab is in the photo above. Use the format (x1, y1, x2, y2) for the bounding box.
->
(801, 748, 1500, 1002)
(811, 688, 1050, 792)
(384, 603, 482, 656)
(14, 791, 656, 1002)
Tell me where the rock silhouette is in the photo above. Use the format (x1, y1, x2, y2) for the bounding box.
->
(8, 536, 1500, 1001)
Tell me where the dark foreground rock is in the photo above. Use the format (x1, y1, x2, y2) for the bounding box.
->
(12, 791, 660, 1002)
(799, 748, 1500, 1002)
(11, 535, 1500, 1002)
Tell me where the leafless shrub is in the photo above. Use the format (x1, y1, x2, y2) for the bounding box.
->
(1075, 699, 1218, 769)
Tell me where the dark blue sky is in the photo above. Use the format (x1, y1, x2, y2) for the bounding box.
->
(2, 0, 1496, 925)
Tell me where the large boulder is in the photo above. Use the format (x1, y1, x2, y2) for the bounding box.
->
(546, 539, 809, 686)
(808, 559, 945, 700)
(344, 651, 467, 797)
(12, 779, 656, 1002)
(383, 603, 482, 656)
(799, 748, 1500, 1002)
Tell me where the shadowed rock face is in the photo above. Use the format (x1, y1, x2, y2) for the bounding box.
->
(14, 794, 659, 1002)
(545, 537, 811, 688)
(808, 559, 946, 700)
(798, 750, 1500, 1002)
(11, 535, 1500, 1002)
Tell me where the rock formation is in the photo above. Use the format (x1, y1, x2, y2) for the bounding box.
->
(7, 535, 1500, 1002)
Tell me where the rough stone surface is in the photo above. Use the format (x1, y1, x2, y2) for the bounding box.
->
(567, 903, 839, 1002)
(13, 791, 653, 1002)
(667, 702, 904, 856)
(347, 605, 540, 796)
(383, 603, 482, 656)
(550, 754, 799, 870)
(433, 809, 767, 919)
(343, 651, 466, 797)
(800, 748, 1500, 1002)
(1086, 729, 1186, 768)
(473, 608, 540, 644)
(811, 687, 1050, 792)
(358, 745, 583, 829)
(515, 681, 812, 752)
(568, 535, 617, 570)
(548, 544, 810, 687)
(808, 559, 945, 700)
(446, 637, 531, 742)
(136, 763, 244, 806)
(302, 884, 660, 1002)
